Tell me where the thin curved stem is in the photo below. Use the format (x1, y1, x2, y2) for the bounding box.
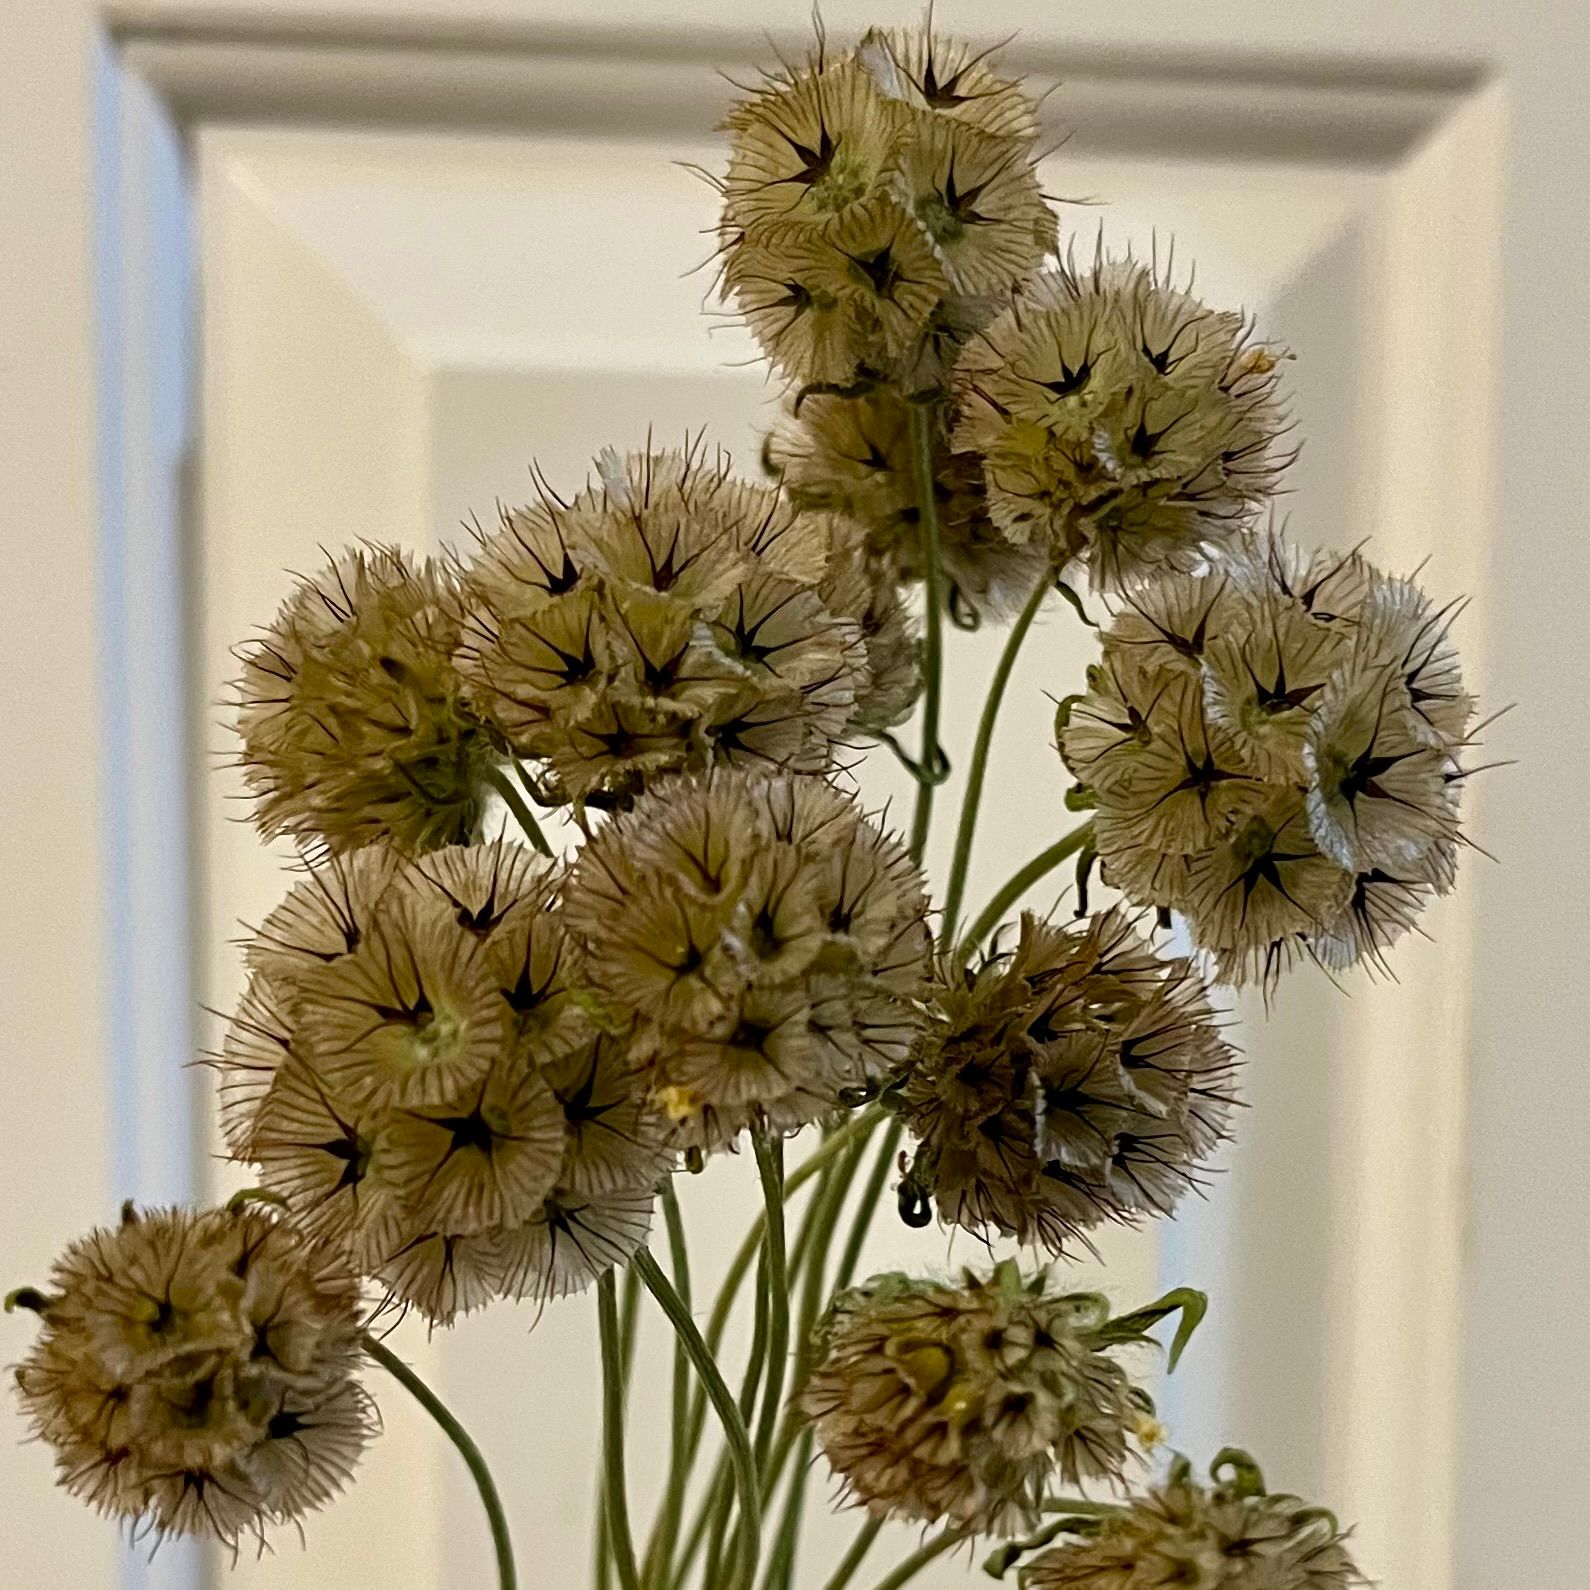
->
(707, 1241, 769, 1589)
(362, 1334, 517, 1590)
(751, 1134, 789, 1472)
(483, 764, 553, 856)
(673, 1110, 886, 1588)
(763, 1126, 867, 1492)
(1041, 1497, 1129, 1517)
(598, 1271, 643, 1590)
(686, 1106, 883, 1460)
(633, 1248, 762, 1590)
(959, 824, 1094, 957)
(907, 401, 946, 865)
(941, 568, 1053, 933)
(643, 1182, 693, 1586)
(597, 1266, 643, 1588)
(834, 1119, 902, 1296)
(866, 1523, 972, 1590)
(759, 1429, 813, 1590)
(821, 1517, 884, 1590)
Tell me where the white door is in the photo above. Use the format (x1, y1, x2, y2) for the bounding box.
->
(3, 6, 1584, 1590)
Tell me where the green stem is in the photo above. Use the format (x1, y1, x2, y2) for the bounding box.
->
(673, 1110, 884, 1589)
(759, 1125, 866, 1511)
(1040, 1498, 1129, 1517)
(958, 824, 1094, 957)
(759, 1430, 813, 1590)
(907, 401, 946, 865)
(821, 1517, 884, 1590)
(598, 1266, 643, 1589)
(484, 764, 553, 856)
(643, 1182, 693, 1587)
(751, 1134, 790, 1472)
(598, 1272, 643, 1590)
(941, 568, 1053, 934)
(707, 1240, 769, 1589)
(687, 1107, 882, 1460)
(866, 1524, 972, 1590)
(362, 1334, 517, 1590)
(634, 1248, 762, 1590)
(833, 1119, 902, 1295)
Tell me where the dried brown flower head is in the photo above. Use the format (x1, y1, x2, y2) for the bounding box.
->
(768, 386, 1052, 622)
(220, 842, 667, 1322)
(235, 546, 493, 855)
(11, 1203, 372, 1548)
(457, 442, 882, 804)
(716, 25, 1055, 389)
(1058, 535, 1477, 984)
(798, 1264, 1157, 1535)
(561, 769, 932, 1151)
(898, 910, 1236, 1253)
(1022, 1450, 1364, 1588)
(954, 256, 1290, 591)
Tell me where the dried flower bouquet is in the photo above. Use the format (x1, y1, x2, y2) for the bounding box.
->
(8, 17, 1488, 1590)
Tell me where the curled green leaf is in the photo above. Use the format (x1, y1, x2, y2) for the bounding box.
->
(1090, 1287, 1208, 1373)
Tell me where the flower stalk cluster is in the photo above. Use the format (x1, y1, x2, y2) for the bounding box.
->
(5, 18, 1481, 1590)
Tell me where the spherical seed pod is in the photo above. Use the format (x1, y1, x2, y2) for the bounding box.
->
(11, 1203, 373, 1549)
(899, 909, 1237, 1253)
(562, 768, 932, 1152)
(799, 1264, 1156, 1535)
(234, 545, 493, 856)
(1057, 532, 1478, 985)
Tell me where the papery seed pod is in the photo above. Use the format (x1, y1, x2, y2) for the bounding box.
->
(798, 1264, 1155, 1535)
(1058, 533, 1479, 985)
(561, 768, 932, 1152)
(899, 910, 1237, 1253)
(11, 1204, 372, 1548)
(222, 842, 668, 1323)
(234, 546, 493, 856)
(890, 109, 1056, 297)
(1021, 1450, 1365, 1588)
(714, 24, 1056, 391)
(720, 58, 908, 238)
(457, 442, 876, 804)
(955, 256, 1290, 592)
(857, 23, 1042, 143)
(816, 511, 923, 730)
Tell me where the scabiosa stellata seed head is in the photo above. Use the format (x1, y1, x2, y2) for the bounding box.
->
(714, 24, 1055, 390)
(1058, 534, 1478, 984)
(234, 545, 494, 856)
(1021, 1449, 1365, 1588)
(219, 841, 667, 1323)
(10, 1202, 372, 1548)
(456, 442, 876, 805)
(769, 387, 1053, 623)
(561, 768, 932, 1152)
(954, 256, 1290, 591)
(798, 1264, 1157, 1535)
(898, 910, 1236, 1253)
